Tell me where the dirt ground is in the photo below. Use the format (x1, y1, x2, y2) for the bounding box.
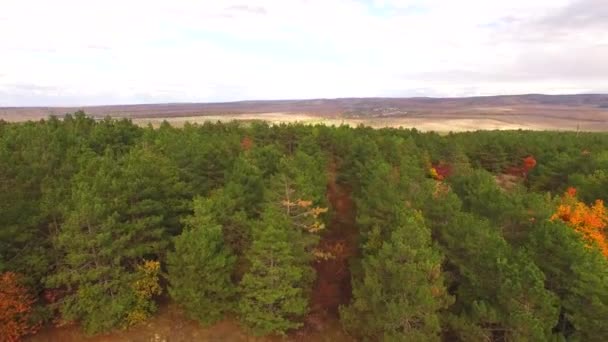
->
(26, 304, 352, 342)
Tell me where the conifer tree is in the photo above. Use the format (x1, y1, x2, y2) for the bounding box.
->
(527, 221, 608, 340)
(266, 151, 329, 267)
(238, 207, 308, 335)
(47, 154, 145, 334)
(224, 155, 265, 218)
(167, 197, 236, 325)
(47, 146, 183, 334)
(341, 208, 451, 341)
(439, 213, 558, 341)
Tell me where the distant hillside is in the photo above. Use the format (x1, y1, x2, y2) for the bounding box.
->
(2, 94, 608, 131)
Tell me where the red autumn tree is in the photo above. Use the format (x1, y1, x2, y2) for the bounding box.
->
(522, 155, 537, 173)
(551, 187, 608, 257)
(0, 272, 37, 342)
(506, 155, 537, 177)
(429, 163, 452, 181)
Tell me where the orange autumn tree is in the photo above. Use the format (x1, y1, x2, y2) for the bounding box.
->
(551, 187, 608, 257)
(522, 155, 537, 173)
(0, 272, 37, 342)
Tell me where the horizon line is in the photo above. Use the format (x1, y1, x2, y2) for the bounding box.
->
(2, 93, 608, 109)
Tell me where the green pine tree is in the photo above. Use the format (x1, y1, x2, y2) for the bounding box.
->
(238, 207, 308, 336)
(47, 146, 183, 334)
(439, 213, 558, 341)
(167, 197, 236, 325)
(341, 208, 452, 341)
(47, 154, 150, 334)
(526, 221, 608, 340)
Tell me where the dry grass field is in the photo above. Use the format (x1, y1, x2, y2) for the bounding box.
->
(131, 113, 574, 131)
(131, 114, 522, 131)
(3, 95, 608, 132)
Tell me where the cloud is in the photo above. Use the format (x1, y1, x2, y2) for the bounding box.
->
(539, 0, 608, 30)
(226, 5, 268, 15)
(0, 0, 605, 106)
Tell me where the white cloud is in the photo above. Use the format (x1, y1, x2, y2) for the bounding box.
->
(0, 0, 606, 106)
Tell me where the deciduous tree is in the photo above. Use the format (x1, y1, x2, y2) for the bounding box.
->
(0, 272, 37, 342)
(551, 187, 608, 257)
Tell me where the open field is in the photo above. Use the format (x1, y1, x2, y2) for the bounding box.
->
(132, 113, 576, 131)
(2, 94, 608, 131)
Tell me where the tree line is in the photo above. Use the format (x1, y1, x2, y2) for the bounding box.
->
(1, 112, 608, 341)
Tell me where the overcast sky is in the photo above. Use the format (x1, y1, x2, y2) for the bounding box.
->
(1, 0, 607, 106)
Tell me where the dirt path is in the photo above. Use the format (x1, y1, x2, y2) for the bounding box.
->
(308, 158, 358, 325)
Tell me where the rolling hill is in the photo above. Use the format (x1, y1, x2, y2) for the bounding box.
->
(2, 94, 608, 131)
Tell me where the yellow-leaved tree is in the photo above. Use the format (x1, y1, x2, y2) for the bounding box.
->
(124, 260, 162, 327)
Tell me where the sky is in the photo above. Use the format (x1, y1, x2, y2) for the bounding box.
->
(1, 0, 607, 106)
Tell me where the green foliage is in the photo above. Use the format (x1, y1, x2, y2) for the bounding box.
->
(167, 198, 236, 325)
(2, 114, 608, 340)
(224, 156, 265, 217)
(341, 208, 452, 341)
(238, 207, 309, 335)
(46, 146, 184, 334)
(475, 140, 509, 173)
(449, 169, 555, 243)
(143, 122, 240, 196)
(570, 169, 608, 203)
(526, 221, 608, 340)
(438, 213, 558, 341)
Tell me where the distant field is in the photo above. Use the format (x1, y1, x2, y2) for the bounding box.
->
(132, 113, 546, 132)
(3, 94, 608, 131)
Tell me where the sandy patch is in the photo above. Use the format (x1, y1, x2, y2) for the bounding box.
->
(132, 113, 546, 132)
